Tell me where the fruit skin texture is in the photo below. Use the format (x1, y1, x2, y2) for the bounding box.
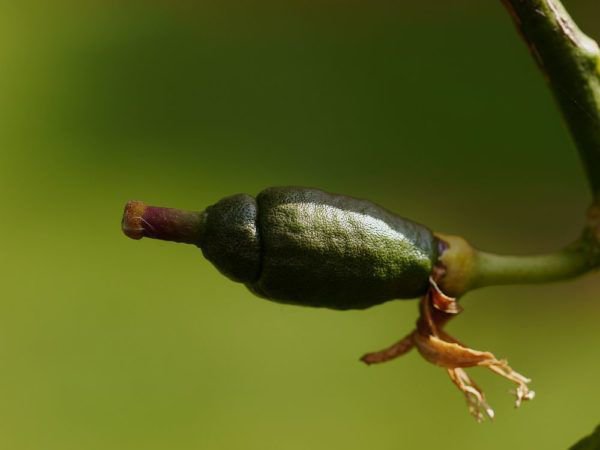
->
(198, 193, 261, 284)
(198, 186, 438, 310)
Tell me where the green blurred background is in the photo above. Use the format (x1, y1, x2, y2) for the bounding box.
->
(1, 1, 599, 449)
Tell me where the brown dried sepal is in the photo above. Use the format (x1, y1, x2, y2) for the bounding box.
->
(361, 278, 534, 422)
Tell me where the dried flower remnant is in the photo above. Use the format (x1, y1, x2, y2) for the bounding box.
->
(361, 276, 535, 422)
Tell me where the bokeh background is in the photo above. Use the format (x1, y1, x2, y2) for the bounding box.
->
(1, 1, 599, 449)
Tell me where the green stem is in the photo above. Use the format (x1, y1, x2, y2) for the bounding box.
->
(442, 0, 600, 295)
(501, 0, 600, 201)
(471, 243, 590, 289)
(436, 234, 599, 296)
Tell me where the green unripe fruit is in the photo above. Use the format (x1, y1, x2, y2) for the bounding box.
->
(123, 187, 439, 310)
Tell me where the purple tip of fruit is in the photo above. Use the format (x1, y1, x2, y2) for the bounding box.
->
(122, 200, 147, 240)
(121, 200, 204, 245)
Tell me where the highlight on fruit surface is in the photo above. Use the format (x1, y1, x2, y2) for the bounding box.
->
(121, 186, 536, 421)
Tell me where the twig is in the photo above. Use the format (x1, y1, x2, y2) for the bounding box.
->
(500, 0, 600, 202)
